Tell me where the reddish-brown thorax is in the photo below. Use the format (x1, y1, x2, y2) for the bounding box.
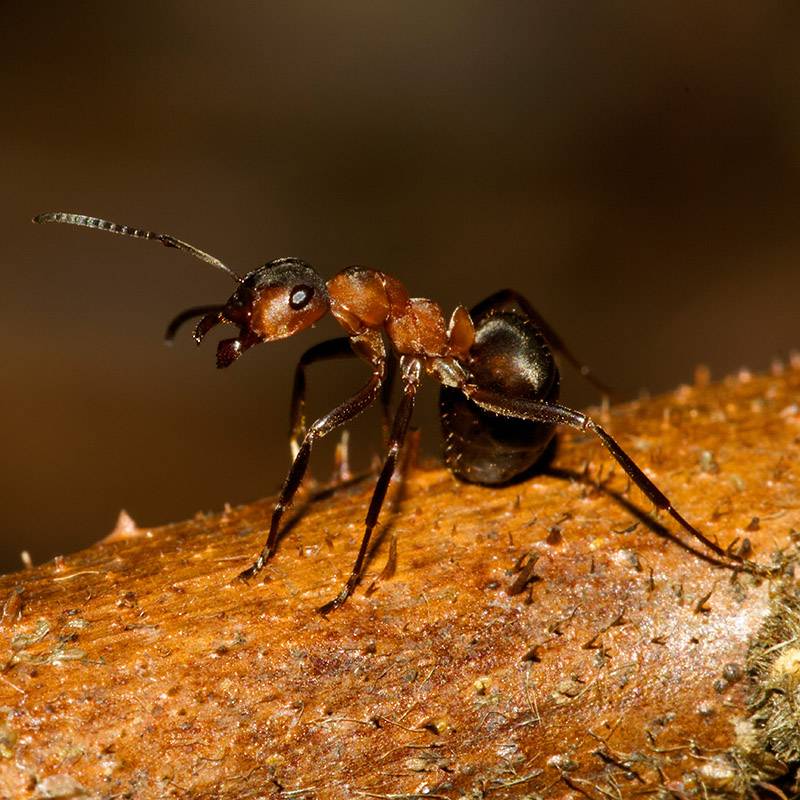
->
(326, 267, 475, 360)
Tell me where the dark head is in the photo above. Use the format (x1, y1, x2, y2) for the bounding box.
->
(192, 258, 331, 367)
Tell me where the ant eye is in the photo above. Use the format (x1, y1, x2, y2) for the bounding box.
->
(289, 284, 314, 310)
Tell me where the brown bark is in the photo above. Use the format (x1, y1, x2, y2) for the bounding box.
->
(2, 367, 800, 799)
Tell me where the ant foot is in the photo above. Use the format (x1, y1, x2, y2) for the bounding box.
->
(237, 554, 268, 582)
(725, 538, 782, 579)
(317, 582, 356, 615)
(742, 559, 782, 579)
(317, 595, 344, 615)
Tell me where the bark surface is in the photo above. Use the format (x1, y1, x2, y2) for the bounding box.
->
(2, 368, 800, 799)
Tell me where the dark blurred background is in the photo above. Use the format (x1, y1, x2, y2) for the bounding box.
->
(2, 3, 799, 574)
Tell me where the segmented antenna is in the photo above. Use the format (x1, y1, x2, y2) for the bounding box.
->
(33, 212, 243, 283)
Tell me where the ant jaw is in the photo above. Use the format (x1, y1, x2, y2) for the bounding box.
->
(216, 333, 261, 368)
(193, 311, 225, 344)
(190, 308, 262, 368)
(216, 337, 244, 368)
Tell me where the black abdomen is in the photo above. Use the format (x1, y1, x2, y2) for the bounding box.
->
(440, 297, 559, 485)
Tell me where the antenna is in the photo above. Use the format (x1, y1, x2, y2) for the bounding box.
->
(33, 212, 243, 283)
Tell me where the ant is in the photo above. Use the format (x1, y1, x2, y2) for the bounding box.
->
(34, 211, 771, 613)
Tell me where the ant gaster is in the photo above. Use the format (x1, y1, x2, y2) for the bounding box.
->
(34, 212, 770, 613)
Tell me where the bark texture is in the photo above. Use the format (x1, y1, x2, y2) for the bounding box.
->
(2, 367, 800, 799)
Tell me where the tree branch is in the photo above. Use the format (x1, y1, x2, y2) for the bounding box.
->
(1, 367, 800, 799)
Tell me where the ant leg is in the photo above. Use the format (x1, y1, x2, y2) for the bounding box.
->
(380, 348, 398, 440)
(289, 338, 355, 459)
(318, 357, 421, 614)
(463, 387, 768, 574)
(471, 289, 614, 396)
(238, 365, 385, 582)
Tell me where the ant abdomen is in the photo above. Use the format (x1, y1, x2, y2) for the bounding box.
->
(440, 298, 559, 485)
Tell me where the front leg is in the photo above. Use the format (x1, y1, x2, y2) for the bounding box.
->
(239, 336, 386, 582)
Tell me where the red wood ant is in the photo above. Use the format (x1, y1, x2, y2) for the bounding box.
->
(34, 212, 771, 613)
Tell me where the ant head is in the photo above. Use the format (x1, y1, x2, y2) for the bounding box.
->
(196, 258, 331, 368)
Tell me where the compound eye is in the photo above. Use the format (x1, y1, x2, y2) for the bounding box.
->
(289, 284, 314, 310)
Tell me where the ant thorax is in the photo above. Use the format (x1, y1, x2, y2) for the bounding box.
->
(326, 266, 475, 360)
